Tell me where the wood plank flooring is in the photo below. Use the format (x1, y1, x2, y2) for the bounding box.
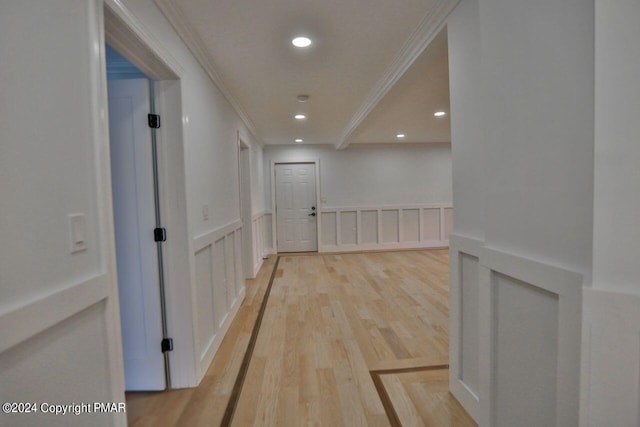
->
(378, 367, 476, 427)
(126, 250, 474, 426)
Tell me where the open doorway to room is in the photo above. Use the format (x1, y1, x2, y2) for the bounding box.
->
(105, 45, 168, 391)
(103, 2, 195, 391)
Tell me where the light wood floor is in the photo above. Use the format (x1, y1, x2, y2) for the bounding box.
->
(126, 250, 475, 426)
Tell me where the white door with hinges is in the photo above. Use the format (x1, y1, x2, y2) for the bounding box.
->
(108, 79, 166, 390)
(275, 163, 318, 253)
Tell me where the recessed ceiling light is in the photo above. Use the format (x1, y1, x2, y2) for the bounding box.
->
(292, 37, 312, 48)
(396, 133, 406, 139)
(295, 139, 304, 143)
(297, 95, 310, 102)
(434, 111, 446, 117)
(294, 114, 306, 120)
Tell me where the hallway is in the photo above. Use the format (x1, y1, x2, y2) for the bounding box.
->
(126, 250, 475, 426)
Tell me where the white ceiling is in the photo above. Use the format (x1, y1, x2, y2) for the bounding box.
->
(154, 0, 452, 148)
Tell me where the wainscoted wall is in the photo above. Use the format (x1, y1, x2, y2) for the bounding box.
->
(319, 204, 452, 252)
(251, 211, 275, 277)
(192, 220, 245, 378)
(581, 290, 640, 426)
(450, 234, 583, 427)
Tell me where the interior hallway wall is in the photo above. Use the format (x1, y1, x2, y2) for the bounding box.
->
(447, 0, 593, 425)
(0, 1, 126, 426)
(263, 143, 453, 251)
(583, 1, 640, 425)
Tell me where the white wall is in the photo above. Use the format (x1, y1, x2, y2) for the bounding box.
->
(582, 1, 640, 425)
(264, 144, 452, 209)
(0, 3, 267, 424)
(263, 143, 452, 252)
(0, 1, 125, 426)
(447, 0, 593, 425)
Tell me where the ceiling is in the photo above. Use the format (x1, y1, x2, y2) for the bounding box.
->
(154, 0, 453, 148)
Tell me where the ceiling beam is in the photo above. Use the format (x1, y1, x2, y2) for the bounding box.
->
(334, 0, 460, 150)
(153, 0, 265, 147)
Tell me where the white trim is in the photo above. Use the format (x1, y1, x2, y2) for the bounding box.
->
(94, 1, 126, 418)
(320, 241, 448, 253)
(193, 219, 243, 252)
(335, 0, 461, 149)
(318, 204, 452, 253)
(322, 202, 452, 211)
(0, 275, 109, 354)
(271, 159, 321, 253)
(448, 234, 483, 422)
(580, 288, 640, 427)
(477, 246, 582, 427)
(252, 210, 268, 221)
(152, 0, 263, 147)
(104, 0, 184, 79)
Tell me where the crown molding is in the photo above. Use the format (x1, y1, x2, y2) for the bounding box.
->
(153, 0, 264, 147)
(335, 0, 460, 150)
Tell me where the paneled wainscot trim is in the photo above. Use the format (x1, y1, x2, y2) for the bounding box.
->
(450, 233, 583, 426)
(319, 203, 452, 252)
(192, 220, 246, 379)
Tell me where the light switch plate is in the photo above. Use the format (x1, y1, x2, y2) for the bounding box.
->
(68, 213, 87, 253)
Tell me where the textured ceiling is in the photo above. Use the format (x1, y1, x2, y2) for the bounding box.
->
(155, 0, 451, 147)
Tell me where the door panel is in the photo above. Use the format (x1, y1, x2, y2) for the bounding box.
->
(108, 79, 165, 391)
(275, 163, 318, 252)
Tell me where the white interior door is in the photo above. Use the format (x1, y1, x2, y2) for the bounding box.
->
(108, 79, 166, 390)
(275, 163, 318, 252)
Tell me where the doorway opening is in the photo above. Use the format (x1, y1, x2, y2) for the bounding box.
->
(106, 45, 169, 390)
(104, 2, 196, 389)
(271, 161, 321, 253)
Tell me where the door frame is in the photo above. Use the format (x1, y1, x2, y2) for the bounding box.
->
(103, 0, 198, 388)
(270, 159, 321, 253)
(237, 135, 254, 278)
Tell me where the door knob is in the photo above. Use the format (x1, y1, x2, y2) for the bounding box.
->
(309, 212, 316, 217)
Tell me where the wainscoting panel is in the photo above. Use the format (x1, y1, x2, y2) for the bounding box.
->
(361, 210, 378, 244)
(449, 234, 483, 421)
(321, 212, 337, 246)
(252, 211, 275, 277)
(340, 211, 357, 245)
(212, 238, 228, 329)
(460, 253, 480, 398)
(194, 245, 215, 357)
(192, 220, 246, 377)
(492, 272, 559, 427)
(581, 289, 640, 427)
(224, 234, 236, 308)
(422, 208, 441, 241)
(381, 210, 400, 243)
(319, 204, 451, 253)
(450, 234, 583, 426)
(403, 209, 420, 242)
(478, 247, 582, 427)
(443, 207, 454, 240)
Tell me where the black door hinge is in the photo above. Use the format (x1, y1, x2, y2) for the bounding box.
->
(148, 113, 161, 129)
(161, 338, 173, 352)
(154, 228, 167, 242)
